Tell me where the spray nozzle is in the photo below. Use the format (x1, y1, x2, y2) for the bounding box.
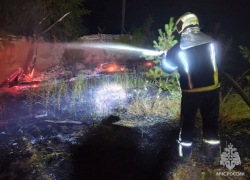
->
(158, 51, 167, 59)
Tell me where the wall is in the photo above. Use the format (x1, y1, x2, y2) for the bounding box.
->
(0, 35, 64, 82)
(0, 33, 136, 82)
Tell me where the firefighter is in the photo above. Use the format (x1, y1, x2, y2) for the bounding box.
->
(160, 12, 221, 161)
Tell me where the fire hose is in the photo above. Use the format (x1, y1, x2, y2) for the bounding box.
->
(159, 52, 250, 109)
(221, 71, 250, 109)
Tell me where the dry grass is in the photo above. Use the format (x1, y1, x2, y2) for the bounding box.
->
(218, 87, 250, 135)
(22, 72, 147, 120)
(126, 83, 181, 118)
(15, 70, 250, 126)
(219, 88, 250, 123)
(167, 90, 182, 118)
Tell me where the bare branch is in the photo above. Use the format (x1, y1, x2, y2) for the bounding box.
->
(39, 13, 50, 25)
(38, 12, 70, 36)
(29, 12, 70, 71)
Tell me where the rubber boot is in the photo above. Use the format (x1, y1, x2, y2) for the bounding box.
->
(178, 141, 192, 158)
(202, 141, 220, 163)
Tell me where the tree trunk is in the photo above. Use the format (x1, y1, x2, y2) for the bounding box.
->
(121, 0, 126, 34)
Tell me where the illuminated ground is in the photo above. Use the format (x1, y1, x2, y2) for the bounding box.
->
(0, 75, 250, 180)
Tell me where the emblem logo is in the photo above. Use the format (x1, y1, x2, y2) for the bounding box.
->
(220, 143, 241, 170)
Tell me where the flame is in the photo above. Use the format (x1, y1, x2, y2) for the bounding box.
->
(107, 64, 117, 72)
(29, 68, 35, 78)
(20, 68, 36, 82)
(146, 62, 153, 66)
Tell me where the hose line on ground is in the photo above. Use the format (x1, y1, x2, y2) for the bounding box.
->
(222, 71, 250, 109)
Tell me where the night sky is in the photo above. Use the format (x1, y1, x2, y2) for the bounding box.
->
(82, 0, 250, 46)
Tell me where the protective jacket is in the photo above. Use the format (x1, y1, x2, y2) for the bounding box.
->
(161, 38, 222, 158)
(161, 42, 221, 93)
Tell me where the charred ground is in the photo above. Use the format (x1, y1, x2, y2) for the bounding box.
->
(0, 72, 250, 180)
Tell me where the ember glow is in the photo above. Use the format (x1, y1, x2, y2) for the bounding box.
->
(146, 62, 153, 66)
(109, 67, 114, 72)
(9, 68, 24, 82)
(14, 84, 40, 91)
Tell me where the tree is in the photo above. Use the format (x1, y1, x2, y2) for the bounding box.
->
(239, 45, 250, 83)
(143, 17, 180, 92)
(100, 16, 156, 63)
(0, 0, 90, 41)
(239, 46, 250, 63)
(131, 15, 156, 48)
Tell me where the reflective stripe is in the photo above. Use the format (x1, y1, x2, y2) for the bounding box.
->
(203, 139, 220, 145)
(162, 60, 178, 70)
(210, 43, 219, 85)
(180, 142, 192, 146)
(179, 43, 220, 93)
(179, 52, 193, 89)
(178, 140, 192, 147)
(179, 144, 183, 157)
(179, 130, 182, 142)
(178, 141, 192, 157)
(182, 83, 220, 93)
(214, 70, 219, 86)
(210, 44, 217, 72)
(179, 52, 189, 73)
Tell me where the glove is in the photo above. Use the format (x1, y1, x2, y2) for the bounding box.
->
(159, 51, 167, 60)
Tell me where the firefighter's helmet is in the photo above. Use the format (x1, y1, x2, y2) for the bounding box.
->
(175, 12, 199, 34)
